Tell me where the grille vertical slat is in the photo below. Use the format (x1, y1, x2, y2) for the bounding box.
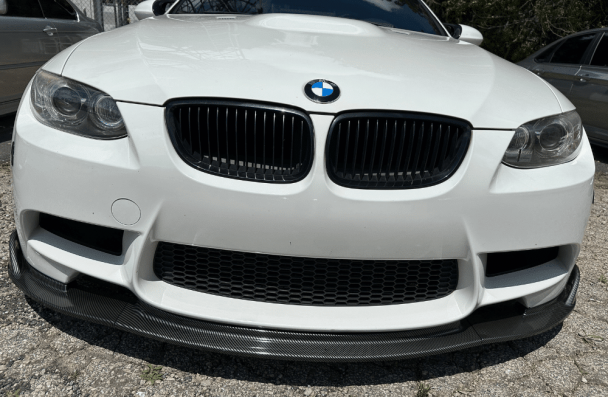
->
(215, 107, 220, 166)
(360, 120, 369, 181)
(386, 120, 397, 181)
(447, 126, 458, 165)
(178, 108, 183, 149)
(438, 126, 450, 172)
(272, 113, 276, 172)
(369, 120, 379, 179)
(343, 121, 350, 177)
(196, 107, 203, 161)
(290, 117, 294, 176)
(187, 107, 192, 155)
(235, 109, 239, 172)
(167, 100, 314, 183)
(225, 108, 230, 172)
(395, 121, 406, 181)
(429, 124, 442, 174)
(421, 123, 434, 179)
(299, 120, 304, 173)
(412, 122, 424, 183)
(335, 124, 341, 172)
(352, 120, 360, 179)
(403, 121, 414, 181)
(281, 115, 285, 174)
(244, 110, 248, 173)
(263, 112, 267, 175)
(253, 110, 257, 174)
(206, 108, 211, 165)
(377, 121, 388, 181)
(327, 112, 471, 189)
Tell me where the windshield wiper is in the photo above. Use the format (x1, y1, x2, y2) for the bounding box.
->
(363, 20, 393, 28)
(205, 0, 259, 14)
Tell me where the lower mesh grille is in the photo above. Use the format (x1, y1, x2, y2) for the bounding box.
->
(153, 243, 459, 307)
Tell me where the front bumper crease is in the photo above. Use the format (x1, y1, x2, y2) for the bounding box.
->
(8, 231, 579, 362)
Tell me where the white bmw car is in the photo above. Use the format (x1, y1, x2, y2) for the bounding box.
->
(9, 0, 593, 361)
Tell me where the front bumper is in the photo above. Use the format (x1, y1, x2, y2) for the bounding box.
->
(8, 231, 579, 362)
(11, 96, 595, 333)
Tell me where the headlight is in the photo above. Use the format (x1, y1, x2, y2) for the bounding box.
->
(502, 111, 583, 168)
(30, 70, 127, 139)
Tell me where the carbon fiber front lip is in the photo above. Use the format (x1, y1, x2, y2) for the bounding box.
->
(8, 231, 579, 362)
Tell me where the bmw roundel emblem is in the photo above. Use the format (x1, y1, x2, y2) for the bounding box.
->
(304, 79, 340, 104)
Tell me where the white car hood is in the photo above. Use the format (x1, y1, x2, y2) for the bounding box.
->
(58, 14, 564, 129)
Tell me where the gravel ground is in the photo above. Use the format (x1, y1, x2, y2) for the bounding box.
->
(0, 139, 607, 396)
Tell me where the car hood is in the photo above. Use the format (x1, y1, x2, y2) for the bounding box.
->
(58, 14, 564, 129)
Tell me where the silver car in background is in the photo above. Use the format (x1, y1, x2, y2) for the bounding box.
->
(0, 0, 101, 116)
(519, 28, 608, 148)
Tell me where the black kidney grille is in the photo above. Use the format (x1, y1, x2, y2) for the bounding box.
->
(327, 112, 471, 189)
(166, 100, 314, 183)
(153, 242, 459, 307)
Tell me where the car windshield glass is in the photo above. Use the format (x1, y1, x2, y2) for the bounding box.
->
(169, 0, 446, 36)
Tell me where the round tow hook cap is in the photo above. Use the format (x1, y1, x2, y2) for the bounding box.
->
(111, 199, 141, 225)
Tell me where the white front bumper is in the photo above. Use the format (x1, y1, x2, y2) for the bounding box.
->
(12, 97, 594, 332)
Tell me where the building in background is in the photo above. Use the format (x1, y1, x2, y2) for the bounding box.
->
(74, 0, 147, 31)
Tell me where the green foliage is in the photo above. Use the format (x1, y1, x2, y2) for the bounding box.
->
(427, 0, 608, 62)
(416, 382, 431, 397)
(141, 364, 163, 385)
(6, 390, 20, 397)
(68, 370, 81, 381)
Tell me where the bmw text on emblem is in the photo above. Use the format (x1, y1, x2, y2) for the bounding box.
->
(304, 79, 341, 104)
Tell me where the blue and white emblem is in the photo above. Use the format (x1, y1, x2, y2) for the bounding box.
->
(304, 79, 340, 104)
(311, 81, 334, 97)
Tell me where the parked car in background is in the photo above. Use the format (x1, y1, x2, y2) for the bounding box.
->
(519, 28, 608, 148)
(0, 0, 101, 116)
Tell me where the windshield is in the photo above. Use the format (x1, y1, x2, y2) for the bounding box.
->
(169, 0, 446, 36)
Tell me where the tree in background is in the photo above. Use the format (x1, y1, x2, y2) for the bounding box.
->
(426, 0, 608, 63)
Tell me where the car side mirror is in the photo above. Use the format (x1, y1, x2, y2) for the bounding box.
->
(152, 0, 175, 16)
(134, 0, 155, 20)
(0, 0, 8, 15)
(445, 23, 484, 46)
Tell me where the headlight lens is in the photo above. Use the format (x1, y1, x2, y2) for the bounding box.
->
(30, 70, 127, 139)
(502, 111, 583, 168)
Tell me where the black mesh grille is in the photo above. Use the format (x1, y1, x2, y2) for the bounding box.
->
(166, 100, 314, 183)
(153, 243, 459, 306)
(326, 112, 471, 189)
